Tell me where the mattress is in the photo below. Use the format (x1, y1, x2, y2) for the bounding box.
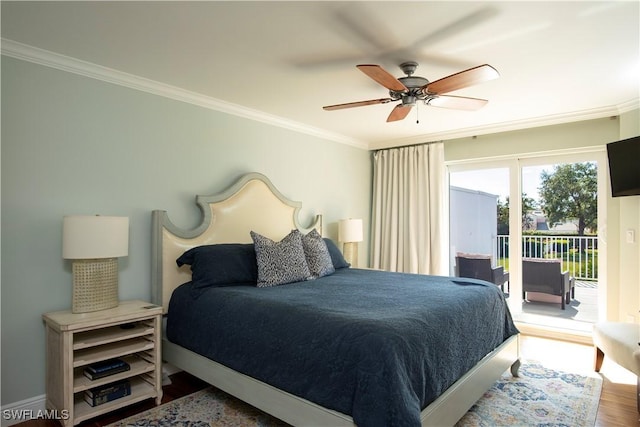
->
(166, 268, 518, 427)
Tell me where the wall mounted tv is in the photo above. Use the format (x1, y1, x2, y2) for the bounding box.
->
(606, 135, 640, 197)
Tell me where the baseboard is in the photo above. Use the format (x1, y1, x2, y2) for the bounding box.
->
(1, 394, 47, 427)
(163, 362, 181, 377)
(163, 362, 181, 385)
(1, 363, 180, 426)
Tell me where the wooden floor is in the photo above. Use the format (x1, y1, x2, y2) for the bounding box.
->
(519, 335, 638, 427)
(15, 335, 639, 426)
(14, 373, 209, 427)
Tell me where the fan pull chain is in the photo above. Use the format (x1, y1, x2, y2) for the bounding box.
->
(416, 103, 420, 124)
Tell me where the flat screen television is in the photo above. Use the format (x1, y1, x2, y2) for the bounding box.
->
(606, 135, 640, 197)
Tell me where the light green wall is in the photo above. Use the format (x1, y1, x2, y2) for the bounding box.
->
(444, 112, 640, 324)
(615, 109, 640, 323)
(1, 56, 372, 405)
(444, 117, 620, 161)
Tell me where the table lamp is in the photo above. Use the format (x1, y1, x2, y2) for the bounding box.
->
(339, 218, 363, 267)
(63, 215, 129, 313)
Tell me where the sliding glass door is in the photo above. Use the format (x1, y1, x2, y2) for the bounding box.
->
(449, 165, 511, 274)
(448, 150, 607, 335)
(448, 160, 521, 318)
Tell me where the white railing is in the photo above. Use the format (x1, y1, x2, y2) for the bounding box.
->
(496, 234, 598, 281)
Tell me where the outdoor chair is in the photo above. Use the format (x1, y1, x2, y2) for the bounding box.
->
(455, 253, 509, 293)
(522, 258, 575, 309)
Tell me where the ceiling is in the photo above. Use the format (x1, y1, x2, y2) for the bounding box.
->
(2, 1, 639, 150)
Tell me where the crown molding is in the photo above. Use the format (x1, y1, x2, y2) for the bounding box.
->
(1, 38, 368, 150)
(617, 98, 640, 114)
(372, 102, 639, 150)
(3, 38, 636, 152)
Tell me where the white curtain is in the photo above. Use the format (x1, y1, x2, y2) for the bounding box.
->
(370, 142, 446, 275)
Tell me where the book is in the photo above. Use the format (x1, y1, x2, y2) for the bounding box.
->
(84, 379, 131, 407)
(84, 358, 130, 380)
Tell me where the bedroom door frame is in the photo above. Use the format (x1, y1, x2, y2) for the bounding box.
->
(446, 147, 608, 340)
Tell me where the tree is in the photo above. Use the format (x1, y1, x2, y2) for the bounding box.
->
(497, 198, 509, 234)
(496, 194, 537, 234)
(521, 193, 537, 231)
(538, 162, 597, 235)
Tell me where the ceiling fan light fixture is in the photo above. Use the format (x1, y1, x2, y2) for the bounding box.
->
(402, 95, 417, 106)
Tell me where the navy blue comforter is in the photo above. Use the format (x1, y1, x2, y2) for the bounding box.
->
(167, 268, 518, 427)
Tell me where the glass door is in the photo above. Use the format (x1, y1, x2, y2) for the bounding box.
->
(448, 150, 607, 337)
(448, 162, 519, 315)
(518, 159, 602, 333)
(449, 166, 511, 274)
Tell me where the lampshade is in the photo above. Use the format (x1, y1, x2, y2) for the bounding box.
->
(63, 215, 129, 259)
(338, 218, 363, 243)
(63, 215, 129, 313)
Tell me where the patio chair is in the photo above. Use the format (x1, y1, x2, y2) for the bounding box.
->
(455, 253, 509, 292)
(522, 258, 575, 309)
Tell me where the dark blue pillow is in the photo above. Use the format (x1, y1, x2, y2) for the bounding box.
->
(176, 244, 258, 288)
(323, 238, 350, 269)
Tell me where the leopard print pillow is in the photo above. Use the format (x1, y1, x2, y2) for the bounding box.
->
(251, 229, 311, 287)
(302, 229, 335, 279)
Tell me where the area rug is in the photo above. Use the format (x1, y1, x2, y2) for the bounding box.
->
(456, 362, 602, 426)
(107, 362, 602, 427)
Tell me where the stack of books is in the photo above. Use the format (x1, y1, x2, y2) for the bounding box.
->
(83, 358, 132, 406)
(83, 358, 130, 380)
(84, 379, 131, 407)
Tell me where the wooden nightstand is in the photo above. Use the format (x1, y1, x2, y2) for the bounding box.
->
(42, 300, 163, 426)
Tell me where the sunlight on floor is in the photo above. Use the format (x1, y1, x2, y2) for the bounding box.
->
(520, 335, 636, 386)
(514, 312, 594, 333)
(599, 359, 637, 386)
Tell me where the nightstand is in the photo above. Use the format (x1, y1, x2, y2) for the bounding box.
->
(43, 300, 163, 426)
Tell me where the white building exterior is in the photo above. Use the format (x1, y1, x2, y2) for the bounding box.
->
(449, 186, 499, 274)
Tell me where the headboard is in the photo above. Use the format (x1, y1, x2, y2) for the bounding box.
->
(151, 172, 322, 312)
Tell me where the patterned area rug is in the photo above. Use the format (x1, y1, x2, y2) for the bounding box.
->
(456, 362, 602, 426)
(107, 362, 602, 427)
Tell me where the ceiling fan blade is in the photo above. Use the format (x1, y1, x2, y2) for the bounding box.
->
(425, 64, 499, 95)
(357, 65, 408, 92)
(428, 95, 489, 110)
(331, 3, 395, 55)
(387, 104, 413, 122)
(408, 7, 498, 51)
(323, 98, 393, 111)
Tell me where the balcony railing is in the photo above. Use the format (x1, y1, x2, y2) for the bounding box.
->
(496, 234, 598, 281)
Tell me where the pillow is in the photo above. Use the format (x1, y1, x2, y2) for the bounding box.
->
(251, 230, 311, 287)
(302, 229, 335, 278)
(176, 244, 258, 289)
(323, 238, 350, 269)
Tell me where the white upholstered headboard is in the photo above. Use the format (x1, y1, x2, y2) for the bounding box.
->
(151, 173, 322, 312)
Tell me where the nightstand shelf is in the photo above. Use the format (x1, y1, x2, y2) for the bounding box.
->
(73, 376, 157, 424)
(73, 354, 155, 393)
(73, 337, 155, 367)
(73, 322, 155, 350)
(43, 300, 163, 426)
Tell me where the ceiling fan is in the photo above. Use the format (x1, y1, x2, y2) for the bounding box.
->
(323, 62, 499, 122)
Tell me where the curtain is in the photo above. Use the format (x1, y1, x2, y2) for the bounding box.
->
(370, 142, 446, 275)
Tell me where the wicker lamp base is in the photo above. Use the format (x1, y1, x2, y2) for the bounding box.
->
(72, 258, 119, 313)
(343, 242, 359, 268)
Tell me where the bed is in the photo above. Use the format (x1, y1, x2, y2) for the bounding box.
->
(151, 172, 520, 426)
